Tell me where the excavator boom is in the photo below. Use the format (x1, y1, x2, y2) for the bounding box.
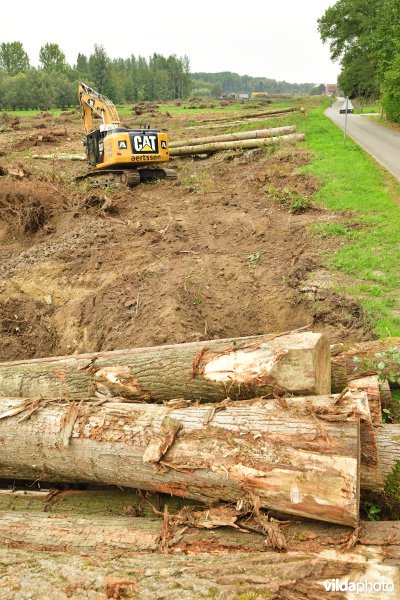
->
(78, 82, 121, 133)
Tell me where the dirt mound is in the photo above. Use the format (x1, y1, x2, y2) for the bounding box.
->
(0, 177, 65, 235)
(12, 130, 66, 151)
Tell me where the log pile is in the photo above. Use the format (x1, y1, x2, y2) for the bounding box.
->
(0, 330, 399, 598)
(170, 126, 304, 156)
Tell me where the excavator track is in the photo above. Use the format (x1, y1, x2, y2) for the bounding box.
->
(75, 170, 141, 187)
(138, 167, 178, 182)
(76, 167, 177, 187)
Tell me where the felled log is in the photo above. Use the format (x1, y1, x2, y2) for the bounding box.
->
(0, 331, 330, 401)
(239, 107, 296, 120)
(0, 486, 202, 516)
(186, 114, 289, 130)
(0, 509, 399, 558)
(331, 338, 400, 392)
(198, 106, 296, 124)
(1, 538, 399, 600)
(170, 133, 305, 156)
(31, 153, 86, 161)
(0, 394, 362, 526)
(169, 126, 296, 148)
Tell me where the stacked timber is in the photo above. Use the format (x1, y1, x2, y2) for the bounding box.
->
(0, 330, 399, 598)
(0, 332, 396, 514)
(170, 125, 304, 156)
(169, 126, 297, 147)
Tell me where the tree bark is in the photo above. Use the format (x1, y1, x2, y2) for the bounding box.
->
(0, 331, 331, 401)
(169, 126, 296, 148)
(376, 424, 400, 481)
(0, 394, 361, 526)
(169, 133, 305, 156)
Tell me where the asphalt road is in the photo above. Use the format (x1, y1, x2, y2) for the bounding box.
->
(325, 102, 400, 180)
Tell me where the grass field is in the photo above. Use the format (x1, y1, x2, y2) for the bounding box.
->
(0, 98, 300, 118)
(299, 101, 400, 337)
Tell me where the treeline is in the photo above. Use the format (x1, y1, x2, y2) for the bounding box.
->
(319, 0, 400, 121)
(0, 42, 191, 110)
(191, 72, 314, 97)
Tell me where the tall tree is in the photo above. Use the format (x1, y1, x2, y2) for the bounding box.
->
(318, 0, 378, 62)
(88, 44, 113, 96)
(76, 53, 89, 76)
(0, 41, 29, 76)
(39, 43, 66, 72)
(318, 0, 400, 118)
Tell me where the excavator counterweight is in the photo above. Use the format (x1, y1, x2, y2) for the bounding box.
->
(77, 82, 177, 187)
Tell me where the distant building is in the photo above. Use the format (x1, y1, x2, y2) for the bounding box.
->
(325, 83, 339, 96)
(239, 93, 250, 99)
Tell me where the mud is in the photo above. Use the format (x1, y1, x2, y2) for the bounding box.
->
(0, 105, 374, 361)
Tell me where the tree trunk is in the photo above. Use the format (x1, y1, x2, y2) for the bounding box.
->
(169, 126, 296, 148)
(0, 332, 331, 401)
(0, 535, 398, 600)
(331, 338, 400, 392)
(0, 394, 361, 526)
(169, 133, 305, 156)
(0, 510, 399, 557)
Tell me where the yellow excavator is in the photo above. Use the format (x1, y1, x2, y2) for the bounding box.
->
(77, 82, 177, 186)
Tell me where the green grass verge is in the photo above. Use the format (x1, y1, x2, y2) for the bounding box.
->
(353, 103, 382, 115)
(300, 102, 400, 337)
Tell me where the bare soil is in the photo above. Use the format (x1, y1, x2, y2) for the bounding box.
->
(0, 106, 373, 362)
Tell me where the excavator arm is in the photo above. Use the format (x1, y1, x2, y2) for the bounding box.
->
(78, 82, 121, 133)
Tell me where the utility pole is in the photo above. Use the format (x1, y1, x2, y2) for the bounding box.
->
(343, 96, 349, 146)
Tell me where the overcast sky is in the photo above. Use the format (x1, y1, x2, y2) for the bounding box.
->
(1, 0, 339, 84)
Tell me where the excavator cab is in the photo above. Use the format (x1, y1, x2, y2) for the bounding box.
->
(77, 82, 177, 186)
(85, 130, 105, 166)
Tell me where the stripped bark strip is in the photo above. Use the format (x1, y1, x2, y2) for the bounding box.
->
(142, 416, 182, 464)
(349, 376, 382, 424)
(250, 493, 287, 550)
(60, 401, 80, 448)
(191, 346, 207, 379)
